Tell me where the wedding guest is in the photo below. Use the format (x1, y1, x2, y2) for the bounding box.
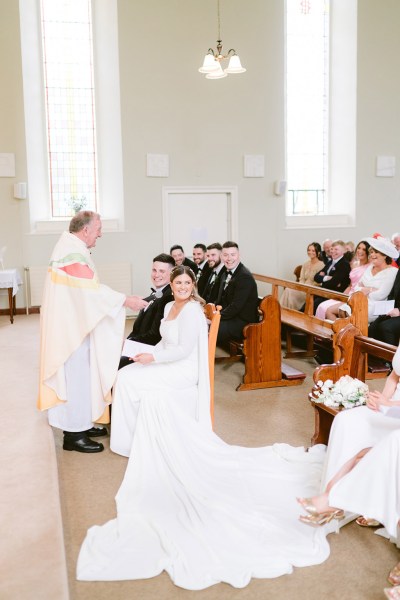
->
(202, 242, 224, 303)
(313, 240, 351, 313)
(344, 241, 355, 263)
(170, 244, 198, 273)
(280, 242, 324, 311)
(369, 268, 400, 345)
(192, 243, 211, 296)
(216, 241, 259, 345)
(315, 240, 370, 321)
(352, 236, 398, 323)
(321, 239, 333, 265)
(392, 233, 400, 267)
(298, 345, 400, 537)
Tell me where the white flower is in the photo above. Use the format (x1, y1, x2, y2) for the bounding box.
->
(310, 375, 368, 410)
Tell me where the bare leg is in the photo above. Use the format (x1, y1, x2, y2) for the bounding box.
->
(325, 302, 341, 321)
(298, 447, 371, 513)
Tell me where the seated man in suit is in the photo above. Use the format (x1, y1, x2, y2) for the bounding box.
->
(313, 240, 351, 313)
(216, 241, 259, 345)
(192, 243, 211, 296)
(170, 244, 198, 273)
(119, 253, 175, 369)
(321, 239, 333, 265)
(392, 232, 400, 267)
(369, 268, 400, 345)
(202, 242, 224, 303)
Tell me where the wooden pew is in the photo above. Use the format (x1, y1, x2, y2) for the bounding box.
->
(217, 295, 306, 391)
(252, 274, 368, 363)
(309, 325, 397, 446)
(238, 295, 306, 390)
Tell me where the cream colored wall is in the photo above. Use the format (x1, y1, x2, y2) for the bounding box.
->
(1, 0, 400, 309)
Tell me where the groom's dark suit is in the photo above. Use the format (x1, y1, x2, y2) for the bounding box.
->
(216, 263, 259, 344)
(118, 285, 173, 369)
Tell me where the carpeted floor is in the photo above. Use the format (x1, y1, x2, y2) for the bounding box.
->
(1, 314, 398, 600)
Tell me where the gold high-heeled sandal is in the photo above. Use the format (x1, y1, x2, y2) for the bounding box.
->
(299, 510, 344, 527)
(384, 585, 400, 599)
(297, 497, 344, 527)
(388, 563, 400, 586)
(297, 497, 324, 517)
(356, 516, 380, 527)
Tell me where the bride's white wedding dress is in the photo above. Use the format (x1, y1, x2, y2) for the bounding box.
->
(77, 301, 334, 590)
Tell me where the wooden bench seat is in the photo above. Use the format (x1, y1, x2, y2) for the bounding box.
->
(253, 274, 368, 358)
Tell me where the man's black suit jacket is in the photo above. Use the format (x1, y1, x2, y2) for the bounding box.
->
(202, 268, 224, 304)
(368, 268, 400, 345)
(118, 285, 173, 369)
(313, 256, 351, 313)
(388, 268, 400, 307)
(314, 257, 351, 292)
(182, 257, 198, 274)
(216, 263, 259, 343)
(197, 262, 212, 297)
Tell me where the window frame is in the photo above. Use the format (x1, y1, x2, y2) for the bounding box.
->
(19, 0, 124, 232)
(284, 0, 357, 229)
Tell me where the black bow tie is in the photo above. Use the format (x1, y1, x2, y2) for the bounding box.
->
(150, 287, 163, 299)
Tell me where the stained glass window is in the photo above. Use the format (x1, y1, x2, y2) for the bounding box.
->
(41, 0, 97, 218)
(286, 0, 329, 215)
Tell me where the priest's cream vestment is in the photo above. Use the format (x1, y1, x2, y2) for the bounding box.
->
(38, 231, 126, 428)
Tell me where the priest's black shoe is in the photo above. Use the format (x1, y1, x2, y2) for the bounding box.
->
(63, 434, 104, 453)
(85, 426, 108, 437)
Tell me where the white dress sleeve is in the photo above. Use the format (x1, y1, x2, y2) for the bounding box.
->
(152, 302, 203, 363)
(368, 267, 397, 301)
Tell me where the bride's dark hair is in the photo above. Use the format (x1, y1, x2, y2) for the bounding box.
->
(170, 265, 205, 306)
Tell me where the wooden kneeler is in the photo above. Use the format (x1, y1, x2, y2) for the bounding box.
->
(237, 295, 306, 391)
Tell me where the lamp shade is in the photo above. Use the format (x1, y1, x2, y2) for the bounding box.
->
(205, 62, 227, 79)
(224, 54, 246, 74)
(198, 54, 219, 73)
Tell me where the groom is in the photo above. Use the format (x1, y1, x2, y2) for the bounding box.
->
(118, 253, 175, 369)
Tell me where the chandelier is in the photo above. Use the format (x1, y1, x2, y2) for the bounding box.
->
(198, 0, 246, 80)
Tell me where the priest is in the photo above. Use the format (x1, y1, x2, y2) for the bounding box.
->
(38, 211, 147, 453)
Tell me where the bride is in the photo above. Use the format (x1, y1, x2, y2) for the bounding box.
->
(77, 266, 333, 590)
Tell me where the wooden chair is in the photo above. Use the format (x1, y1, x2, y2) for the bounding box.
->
(204, 303, 221, 428)
(293, 264, 302, 282)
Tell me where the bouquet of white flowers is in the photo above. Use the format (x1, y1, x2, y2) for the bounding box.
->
(311, 375, 369, 409)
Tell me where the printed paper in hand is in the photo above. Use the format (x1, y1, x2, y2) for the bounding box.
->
(122, 339, 155, 357)
(373, 300, 395, 316)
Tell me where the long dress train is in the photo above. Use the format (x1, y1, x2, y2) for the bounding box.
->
(77, 301, 335, 590)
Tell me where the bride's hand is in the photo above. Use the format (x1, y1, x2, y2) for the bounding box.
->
(133, 353, 155, 365)
(367, 390, 393, 411)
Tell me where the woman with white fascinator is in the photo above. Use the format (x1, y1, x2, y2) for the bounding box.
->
(353, 236, 398, 323)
